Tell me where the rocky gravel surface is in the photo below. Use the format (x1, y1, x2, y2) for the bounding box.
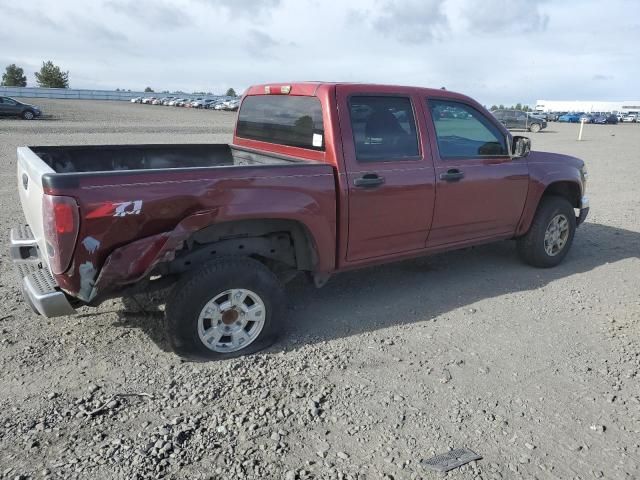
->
(0, 100, 639, 479)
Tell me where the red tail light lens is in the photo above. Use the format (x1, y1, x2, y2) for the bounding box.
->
(54, 202, 75, 234)
(43, 195, 80, 274)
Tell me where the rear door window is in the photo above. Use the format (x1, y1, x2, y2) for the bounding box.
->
(428, 100, 508, 159)
(348, 96, 419, 162)
(236, 95, 324, 150)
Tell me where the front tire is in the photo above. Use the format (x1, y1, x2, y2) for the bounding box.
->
(22, 110, 35, 120)
(529, 123, 541, 133)
(517, 196, 576, 268)
(166, 257, 286, 360)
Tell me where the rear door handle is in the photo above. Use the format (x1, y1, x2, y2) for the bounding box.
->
(354, 173, 385, 188)
(439, 169, 464, 182)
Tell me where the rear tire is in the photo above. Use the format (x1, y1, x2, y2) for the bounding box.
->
(517, 196, 576, 268)
(166, 257, 286, 360)
(22, 110, 35, 120)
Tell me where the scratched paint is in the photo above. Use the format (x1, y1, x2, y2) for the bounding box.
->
(81, 236, 100, 254)
(78, 261, 97, 301)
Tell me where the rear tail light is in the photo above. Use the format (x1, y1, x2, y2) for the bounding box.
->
(43, 195, 80, 274)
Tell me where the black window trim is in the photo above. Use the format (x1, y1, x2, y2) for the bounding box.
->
(347, 93, 423, 163)
(427, 98, 510, 160)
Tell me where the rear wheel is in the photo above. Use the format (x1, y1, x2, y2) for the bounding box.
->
(22, 110, 35, 120)
(517, 196, 576, 268)
(166, 257, 286, 360)
(529, 123, 541, 133)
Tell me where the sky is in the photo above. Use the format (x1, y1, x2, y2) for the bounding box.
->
(1, 0, 638, 105)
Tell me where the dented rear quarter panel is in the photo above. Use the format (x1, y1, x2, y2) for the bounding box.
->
(44, 163, 337, 301)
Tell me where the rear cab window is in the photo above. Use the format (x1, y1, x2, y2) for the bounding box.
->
(236, 95, 325, 151)
(348, 96, 420, 162)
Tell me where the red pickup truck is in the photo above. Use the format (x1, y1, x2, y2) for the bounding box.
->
(12, 82, 589, 359)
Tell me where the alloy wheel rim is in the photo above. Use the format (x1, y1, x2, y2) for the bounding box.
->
(197, 289, 266, 353)
(544, 214, 569, 256)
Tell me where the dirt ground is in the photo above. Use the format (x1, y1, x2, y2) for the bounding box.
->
(0, 99, 638, 480)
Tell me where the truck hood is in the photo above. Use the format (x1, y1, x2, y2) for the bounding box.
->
(528, 151, 584, 169)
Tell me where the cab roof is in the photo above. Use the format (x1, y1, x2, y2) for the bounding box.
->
(243, 82, 475, 103)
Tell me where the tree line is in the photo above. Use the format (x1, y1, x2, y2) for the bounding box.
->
(489, 103, 533, 112)
(1, 61, 69, 88)
(1, 62, 238, 97)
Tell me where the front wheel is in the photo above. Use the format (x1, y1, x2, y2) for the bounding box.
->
(22, 110, 35, 120)
(517, 196, 576, 268)
(529, 123, 541, 133)
(166, 257, 286, 360)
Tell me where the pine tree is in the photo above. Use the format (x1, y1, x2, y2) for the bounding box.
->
(1, 64, 27, 87)
(35, 61, 69, 88)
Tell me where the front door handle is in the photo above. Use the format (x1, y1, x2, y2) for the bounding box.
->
(439, 169, 465, 182)
(354, 173, 385, 188)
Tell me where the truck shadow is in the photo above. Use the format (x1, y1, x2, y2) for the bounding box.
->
(113, 222, 638, 356)
(280, 222, 639, 348)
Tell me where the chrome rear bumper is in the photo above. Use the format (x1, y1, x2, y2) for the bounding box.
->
(10, 225, 76, 317)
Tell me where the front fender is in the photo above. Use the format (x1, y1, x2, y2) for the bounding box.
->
(516, 153, 583, 236)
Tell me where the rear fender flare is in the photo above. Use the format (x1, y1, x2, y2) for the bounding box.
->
(91, 210, 328, 299)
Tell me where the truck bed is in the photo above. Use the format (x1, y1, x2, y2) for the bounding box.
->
(30, 144, 302, 173)
(16, 143, 337, 302)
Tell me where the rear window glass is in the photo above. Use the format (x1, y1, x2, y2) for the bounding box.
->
(236, 96, 324, 150)
(348, 96, 419, 162)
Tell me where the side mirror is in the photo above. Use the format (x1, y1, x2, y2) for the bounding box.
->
(512, 136, 531, 158)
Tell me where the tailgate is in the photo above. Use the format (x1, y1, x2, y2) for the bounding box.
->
(16, 146, 55, 269)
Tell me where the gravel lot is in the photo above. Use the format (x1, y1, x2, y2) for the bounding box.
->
(0, 99, 638, 480)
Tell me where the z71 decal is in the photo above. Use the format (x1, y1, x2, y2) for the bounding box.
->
(114, 200, 143, 217)
(86, 200, 144, 219)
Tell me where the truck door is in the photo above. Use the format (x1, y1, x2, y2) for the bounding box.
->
(424, 98, 529, 246)
(336, 86, 436, 262)
(515, 110, 529, 130)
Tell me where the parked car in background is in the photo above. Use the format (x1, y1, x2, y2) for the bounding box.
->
(492, 109, 547, 132)
(184, 98, 201, 108)
(547, 112, 566, 122)
(558, 113, 582, 123)
(0, 96, 42, 120)
(141, 97, 156, 104)
(223, 100, 240, 111)
(529, 111, 549, 121)
(193, 99, 215, 109)
(167, 98, 183, 106)
(579, 114, 596, 123)
(130, 97, 142, 103)
(593, 114, 618, 124)
(622, 114, 637, 123)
